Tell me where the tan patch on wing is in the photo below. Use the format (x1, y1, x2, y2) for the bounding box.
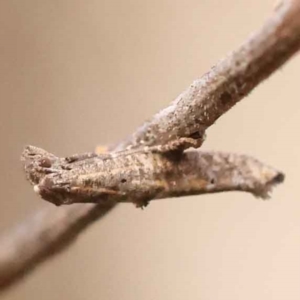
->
(95, 145, 109, 154)
(71, 186, 124, 196)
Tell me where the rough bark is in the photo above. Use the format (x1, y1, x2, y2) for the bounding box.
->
(0, 0, 299, 293)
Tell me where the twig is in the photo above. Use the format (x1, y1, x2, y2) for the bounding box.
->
(0, 0, 299, 292)
(0, 203, 115, 290)
(115, 0, 300, 151)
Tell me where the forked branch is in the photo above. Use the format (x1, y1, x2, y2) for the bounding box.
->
(0, 0, 299, 293)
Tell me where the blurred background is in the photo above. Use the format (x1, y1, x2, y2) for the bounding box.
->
(1, 0, 300, 299)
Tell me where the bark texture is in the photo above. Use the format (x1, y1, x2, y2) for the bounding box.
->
(0, 0, 299, 293)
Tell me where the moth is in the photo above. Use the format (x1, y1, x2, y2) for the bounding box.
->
(21, 136, 283, 207)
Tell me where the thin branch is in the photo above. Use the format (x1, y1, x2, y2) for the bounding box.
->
(0, 0, 299, 292)
(0, 203, 115, 290)
(115, 0, 300, 151)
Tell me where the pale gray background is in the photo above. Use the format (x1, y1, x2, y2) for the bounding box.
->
(1, 0, 300, 299)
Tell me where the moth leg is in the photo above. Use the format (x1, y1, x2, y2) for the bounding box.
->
(34, 165, 60, 174)
(134, 197, 150, 209)
(150, 135, 206, 154)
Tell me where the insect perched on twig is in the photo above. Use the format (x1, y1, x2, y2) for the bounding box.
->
(21, 135, 284, 208)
